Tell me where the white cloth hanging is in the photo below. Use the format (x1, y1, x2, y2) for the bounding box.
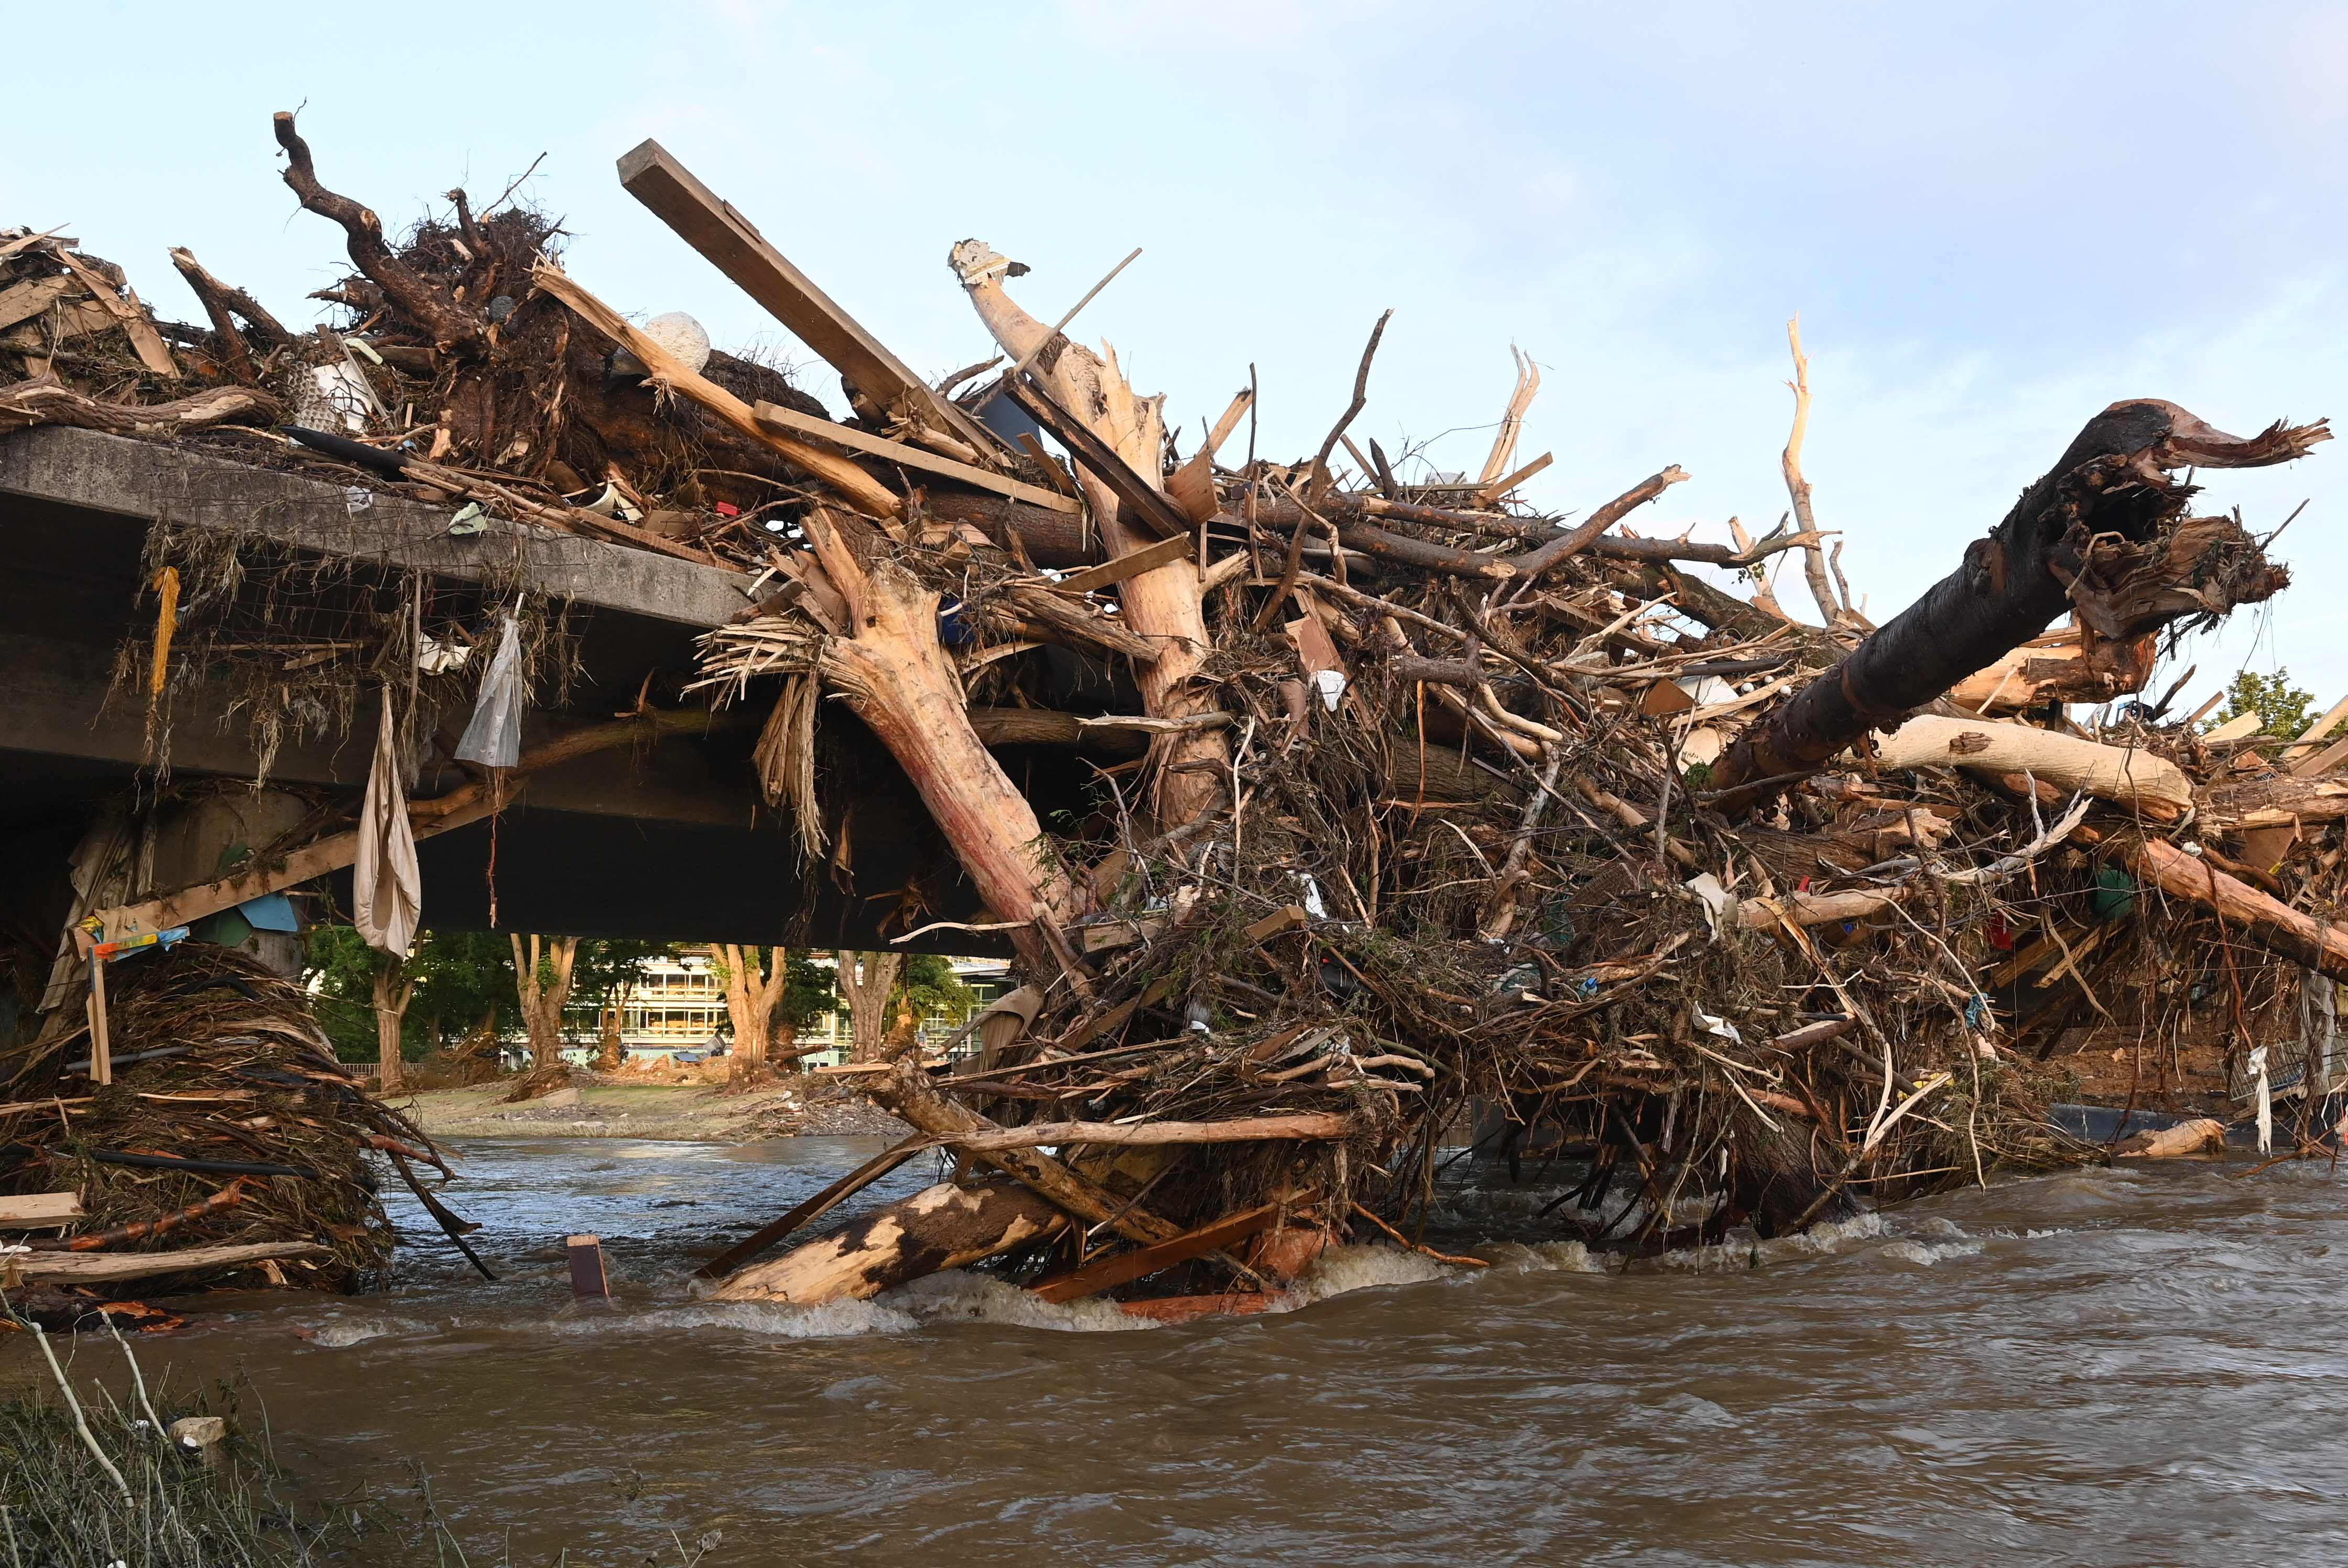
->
(354, 690, 421, 955)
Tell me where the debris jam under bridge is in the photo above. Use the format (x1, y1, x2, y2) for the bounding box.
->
(0, 112, 2338, 1321)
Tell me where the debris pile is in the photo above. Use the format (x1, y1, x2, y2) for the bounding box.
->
(2, 113, 2341, 1316)
(1, 944, 452, 1300)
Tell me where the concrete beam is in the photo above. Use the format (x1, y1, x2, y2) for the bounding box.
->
(0, 424, 752, 627)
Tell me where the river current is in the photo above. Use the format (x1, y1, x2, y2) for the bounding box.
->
(9, 1135, 2347, 1566)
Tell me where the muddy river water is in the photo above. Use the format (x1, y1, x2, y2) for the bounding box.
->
(10, 1136, 2348, 1565)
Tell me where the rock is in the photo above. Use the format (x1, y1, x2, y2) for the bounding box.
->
(169, 1415, 226, 1451)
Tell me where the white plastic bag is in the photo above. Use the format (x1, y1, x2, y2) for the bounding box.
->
(454, 615, 525, 768)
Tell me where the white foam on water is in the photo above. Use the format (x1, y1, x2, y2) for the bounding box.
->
(1658, 1210, 1887, 1273)
(878, 1270, 1157, 1333)
(1290, 1242, 1464, 1304)
(1481, 1239, 1605, 1275)
(541, 1298, 922, 1340)
(1874, 1238, 1986, 1267)
(302, 1315, 431, 1348)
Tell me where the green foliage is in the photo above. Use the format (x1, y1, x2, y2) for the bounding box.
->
(2205, 668, 2329, 739)
(779, 951, 836, 1029)
(302, 927, 516, 1062)
(897, 952, 977, 1030)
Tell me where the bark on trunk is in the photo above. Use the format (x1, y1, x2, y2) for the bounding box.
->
(506, 933, 579, 1099)
(370, 959, 412, 1094)
(805, 509, 1090, 963)
(835, 951, 901, 1064)
(1712, 401, 2327, 814)
(708, 1181, 1069, 1305)
(950, 241, 1229, 825)
(721, 943, 788, 1088)
(2133, 837, 2348, 981)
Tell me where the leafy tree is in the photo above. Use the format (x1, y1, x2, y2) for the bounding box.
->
(899, 953, 977, 1032)
(404, 930, 514, 1052)
(2204, 668, 2325, 739)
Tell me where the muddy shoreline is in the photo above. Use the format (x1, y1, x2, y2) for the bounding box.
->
(392, 1080, 912, 1144)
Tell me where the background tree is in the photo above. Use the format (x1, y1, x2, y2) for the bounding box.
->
(835, 950, 903, 1063)
(303, 925, 411, 1088)
(404, 930, 514, 1057)
(2206, 668, 2323, 739)
(771, 952, 835, 1069)
(507, 933, 580, 1097)
(897, 953, 977, 1038)
(713, 944, 790, 1089)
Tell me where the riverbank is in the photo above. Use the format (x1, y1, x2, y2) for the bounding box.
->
(391, 1079, 912, 1142)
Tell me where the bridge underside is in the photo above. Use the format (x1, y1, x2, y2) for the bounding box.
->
(0, 425, 1045, 959)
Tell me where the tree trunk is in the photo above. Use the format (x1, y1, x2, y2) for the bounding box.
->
(951, 241, 1229, 825)
(506, 933, 580, 1099)
(805, 510, 1089, 963)
(708, 1181, 1069, 1305)
(721, 943, 789, 1090)
(369, 959, 413, 1094)
(1711, 401, 2326, 814)
(836, 951, 902, 1064)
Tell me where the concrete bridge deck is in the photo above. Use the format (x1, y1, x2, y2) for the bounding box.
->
(0, 424, 998, 953)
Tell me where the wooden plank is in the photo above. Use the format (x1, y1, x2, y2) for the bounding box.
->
(51, 252, 178, 378)
(0, 1191, 83, 1229)
(940, 1113, 1354, 1155)
(1052, 532, 1193, 595)
(752, 399, 1078, 514)
(616, 139, 1003, 458)
(12, 1240, 334, 1284)
(1245, 904, 1311, 943)
(1031, 1200, 1284, 1303)
(533, 264, 901, 518)
(1003, 374, 1194, 541)
(1475, 451, 1553, 507)
(0, 273, 82, 333)
(567, 1234, 613, 1300)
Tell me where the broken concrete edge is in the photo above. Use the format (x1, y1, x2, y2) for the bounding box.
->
(0, 424, 752, 629)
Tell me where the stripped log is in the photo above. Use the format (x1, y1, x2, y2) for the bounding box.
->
(951, 237, 1229, 823)
(2133, 837, 2348, 981)
(1868, 715, 2193, 819)
(937, 1113, 1356, 1153)
(7, 1240, 334, 1285)
(706, 1181, 1070, 1305)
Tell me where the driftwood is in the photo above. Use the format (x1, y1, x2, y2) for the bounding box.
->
(708, 1181, 1068, 1305)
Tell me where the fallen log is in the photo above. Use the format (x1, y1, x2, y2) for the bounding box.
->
(1030, 1200, 1287, 1304)
(1867, 715, 2193, 818)
(6, 1239, 335, 1286)
(1712, 401, 2325, 813)
(0, 375, 281, 438)
(935, 1113, 1356, 1153)
(707, 1180, 1068, 1305)
(2133, 837, 2348, 981)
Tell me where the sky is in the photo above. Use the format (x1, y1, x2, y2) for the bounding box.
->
(9, 1, 2344, 712)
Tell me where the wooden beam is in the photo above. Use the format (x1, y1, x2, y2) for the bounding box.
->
(751, 399, 1078, 514)
(616, 139, 1004, 458)
(693, 1135, 926, 1280)
(1003, 374, 1194, 541)
(13, 1240, 334, 1284)
(1031, 1200, 1285, 1304)
(531, 263, 902, 518)
(1051, 532, 1194, 595)
(0, 1192, 83, 1229)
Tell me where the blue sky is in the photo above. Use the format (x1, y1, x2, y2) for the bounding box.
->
(11, 1, 2343, 710)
